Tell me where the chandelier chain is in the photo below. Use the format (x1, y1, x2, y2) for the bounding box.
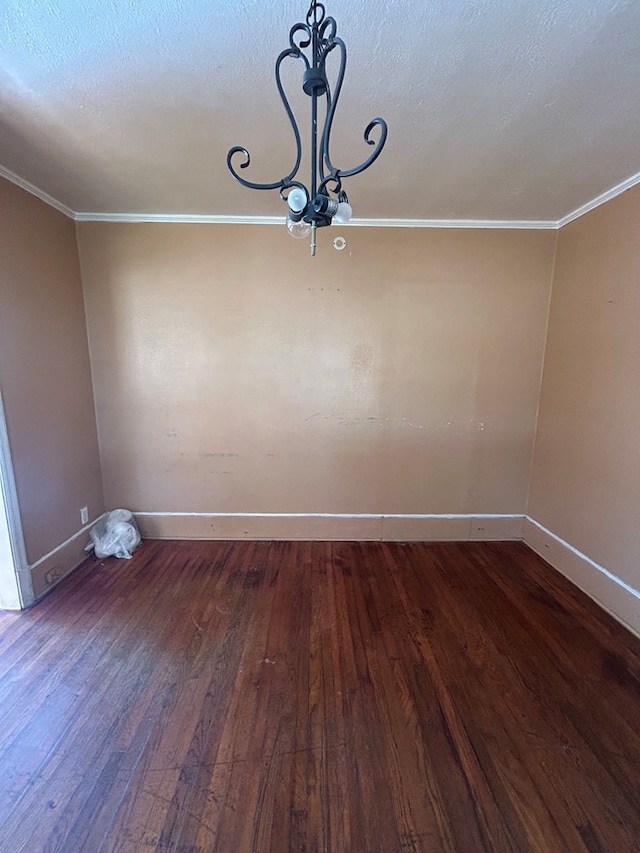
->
(306, 0, 325, 27)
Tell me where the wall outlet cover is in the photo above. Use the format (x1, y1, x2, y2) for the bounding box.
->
(45, 567, 61, 585)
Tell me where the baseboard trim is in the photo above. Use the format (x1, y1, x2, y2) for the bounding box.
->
(134, 512, 524, 543)
(523, 517, 640, 639)
(30, 514, 106, 600)
(135, 511, 639, 638)
(24, 511, 640, 640)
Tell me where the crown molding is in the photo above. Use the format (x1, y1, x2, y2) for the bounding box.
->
(557, 169, 640, 228)
(348, 217, 556, 229)
(74, 212, 286, 225)
(0, 164, 75, 219)
(3, 162, 640, 230)
(74, 212, 557, 229)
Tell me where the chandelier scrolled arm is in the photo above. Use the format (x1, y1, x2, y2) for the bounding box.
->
(226, 148, 286, 192)
(225, 0, 388, 255)
(289, 23, 312, 52)
(226, 47, 308, 192)
(333, 117, 389, 179)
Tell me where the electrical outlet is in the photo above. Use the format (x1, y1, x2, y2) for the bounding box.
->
(45, 567, 61, 585)
(80, 506, 89, 525)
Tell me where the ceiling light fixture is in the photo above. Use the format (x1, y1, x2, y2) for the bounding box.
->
(226, 0, 388, 256)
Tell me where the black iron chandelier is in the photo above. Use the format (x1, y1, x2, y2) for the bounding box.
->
(226, 0, 388, 256)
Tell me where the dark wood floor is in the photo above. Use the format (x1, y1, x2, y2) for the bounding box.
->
(1, 541, 640, 852)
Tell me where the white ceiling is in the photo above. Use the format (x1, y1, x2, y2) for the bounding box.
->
(1, 0, 639, 224)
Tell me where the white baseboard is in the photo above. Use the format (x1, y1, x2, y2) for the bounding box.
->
(523, 517, 640, 639)
(137, 511, 639, 639)
(19, 510, 640, 642)
(134, 512, 524, 543)
(30, 514, 106, 600)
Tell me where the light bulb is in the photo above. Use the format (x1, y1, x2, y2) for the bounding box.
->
(286, 218, 312, 239)
(287, 188, 307, 214)
(334, 201, 352, 223)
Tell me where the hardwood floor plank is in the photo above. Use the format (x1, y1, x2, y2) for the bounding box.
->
(1, 539, 640, 851)
(446, 544, 640, 842)
(427, 544, 639, 851)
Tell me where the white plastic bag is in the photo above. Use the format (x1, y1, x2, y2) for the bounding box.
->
(86, 509, 141, 559)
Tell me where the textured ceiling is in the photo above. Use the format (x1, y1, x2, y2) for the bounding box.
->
(1, 0, 639, 223)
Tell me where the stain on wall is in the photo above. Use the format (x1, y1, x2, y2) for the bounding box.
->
(77, 222, 555, 526)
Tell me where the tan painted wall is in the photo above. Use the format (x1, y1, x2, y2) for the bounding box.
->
(528, 185, 640, 591)
(77, 222, 555, 536)
(0, 178, 104, 572)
